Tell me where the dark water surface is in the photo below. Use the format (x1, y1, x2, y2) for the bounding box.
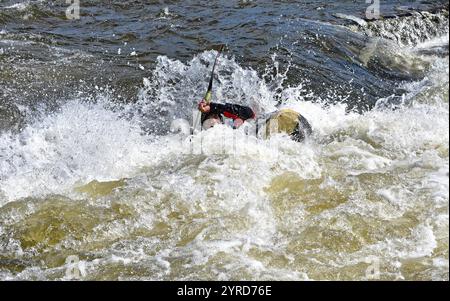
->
(0, 1, 448, 280)
(1, 1, 448, 119)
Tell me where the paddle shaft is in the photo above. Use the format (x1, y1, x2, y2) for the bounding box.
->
(192, 46, 225, 134)
(204, 45, 225, 103)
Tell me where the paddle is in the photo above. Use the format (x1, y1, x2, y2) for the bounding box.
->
(203, 44, 225, 104)
(192, 45, 225, 133)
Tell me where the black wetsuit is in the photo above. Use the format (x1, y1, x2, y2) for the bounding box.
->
(201, 103, 256, 124)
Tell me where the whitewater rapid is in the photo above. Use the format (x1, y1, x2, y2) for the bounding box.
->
(0, 7, 448, 280)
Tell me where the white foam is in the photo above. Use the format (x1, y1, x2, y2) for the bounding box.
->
(0, 99, 156, 203)
(4, 0, 45, 11)
(4, 3, 30, 11)
(0, 41, 448, 280)
(413, 33, 449, 51)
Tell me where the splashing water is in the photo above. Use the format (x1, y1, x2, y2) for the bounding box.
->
(0, 2, 448, 281)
